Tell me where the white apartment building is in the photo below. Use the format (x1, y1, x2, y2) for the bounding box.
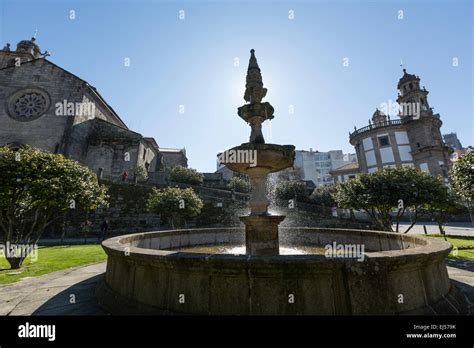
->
(294, 149, 356, 187)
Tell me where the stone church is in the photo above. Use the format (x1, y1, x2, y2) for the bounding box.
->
(334, 69, 453, 183)
(0, 37, 187, 180)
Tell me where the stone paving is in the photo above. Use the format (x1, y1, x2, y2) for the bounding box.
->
(396, 222, 474, 236)
(0, 260, 473, 315)
(0, 263, 106, 315)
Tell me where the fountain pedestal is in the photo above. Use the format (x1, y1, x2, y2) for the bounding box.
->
(240, 215, 285, 255)
(223, 143, 295, 255)
(219, 49, 295, 256)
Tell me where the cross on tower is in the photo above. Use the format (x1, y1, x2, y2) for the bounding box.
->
(33, 29, 38, 39)
(400, 60, 406, 70)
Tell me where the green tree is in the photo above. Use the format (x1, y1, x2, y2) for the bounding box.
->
(333, 167, 445, 232)
(450, 148, 474, 223)
(147, 186, 203, 229)
(309, 185, 337, 207)
(275, 180, 310, 203)
(131, 164, 148, 183)
(0, 146, 108, 269)
(421, 189, 465, 240)
(165, 165, 203, 185)
(227, 176, 250, 193)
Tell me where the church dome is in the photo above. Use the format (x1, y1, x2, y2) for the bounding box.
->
(372, 108, 385, 118)
(371, 108, 387, 126)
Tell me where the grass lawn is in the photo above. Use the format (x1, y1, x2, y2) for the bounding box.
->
(427, 235, 474, 259)
(0, 245, 106, 285)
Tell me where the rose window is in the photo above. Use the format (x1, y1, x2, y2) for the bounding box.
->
(14, 93, 48, 118)
(7, 88, 50, 121)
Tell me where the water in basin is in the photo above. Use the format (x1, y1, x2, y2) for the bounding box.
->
(168, 244, 327, 255)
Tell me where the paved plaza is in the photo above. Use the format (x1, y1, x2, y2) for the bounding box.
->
(397, 222, 474, 236)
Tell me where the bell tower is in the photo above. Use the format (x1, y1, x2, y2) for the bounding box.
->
(0, 37, 46, 69)
(396, 69, 431, 118)
(396, 69, 452, 178)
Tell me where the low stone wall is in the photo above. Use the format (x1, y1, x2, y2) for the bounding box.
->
(97, 227, 463, 315)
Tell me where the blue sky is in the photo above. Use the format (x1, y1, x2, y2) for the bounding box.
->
(1, 0, 472, 172)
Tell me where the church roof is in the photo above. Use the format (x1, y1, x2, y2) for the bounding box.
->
(0, 57, 128, 129)
(330, 162, 359, 174)
(143, 137, 160, 150)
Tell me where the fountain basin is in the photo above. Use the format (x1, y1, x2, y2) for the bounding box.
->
(222, 143, 295, 174)
(96, 227, 465, 315)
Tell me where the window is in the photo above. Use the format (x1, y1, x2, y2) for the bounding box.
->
(419, 163, 429, 174)
(409, 83, 413, 90)
(7, 88, 51, 121)
(378, 135, 390, 147)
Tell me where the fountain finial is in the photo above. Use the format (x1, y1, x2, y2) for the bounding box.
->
(244, 49, 267, 103)
(248, 49, 259, 70)
(238, 49, 275, 143)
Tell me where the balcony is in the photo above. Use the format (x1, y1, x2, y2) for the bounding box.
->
(349, 119, 405, 141)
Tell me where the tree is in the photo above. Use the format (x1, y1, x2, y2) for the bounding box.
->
(147, 186, 203, 229)
(0, 146, 108, 269)
(333, 167, 445, 232)
(165, 165, 203, 185)
(421, 189, 465, 240)
(450, 147, 474, 223)
(227, 176, 250, 193)
(275, 180, 310, 203)
(309, 185, 337, 207)
(131, 164, 148, 183)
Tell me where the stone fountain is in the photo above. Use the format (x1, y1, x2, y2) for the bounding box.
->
(97, 50, 462, 316)
(221, 49, 295, 255)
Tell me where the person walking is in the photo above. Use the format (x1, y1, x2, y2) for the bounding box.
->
(100, 219, 109, 241)
(121, 170, 128, 182)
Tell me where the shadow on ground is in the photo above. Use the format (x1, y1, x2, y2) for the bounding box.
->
(447, 258, 474, 272)
(32, 274, 106, 315)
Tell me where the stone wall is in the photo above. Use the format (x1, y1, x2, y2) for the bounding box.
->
(51, 182, 160, 238)
(98, 228, 463, 315)
(0, 60, 82, 152)
(48, 180, 250, 238)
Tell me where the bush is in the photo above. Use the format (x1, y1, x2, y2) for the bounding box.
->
(227, 176, 250, 193)
(166, 165, 203, 185)
(275, 180, 310, 203)
(131, 164, 148, 182)
(310, 185, 337, 207)
(147, 186, 203, 228)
